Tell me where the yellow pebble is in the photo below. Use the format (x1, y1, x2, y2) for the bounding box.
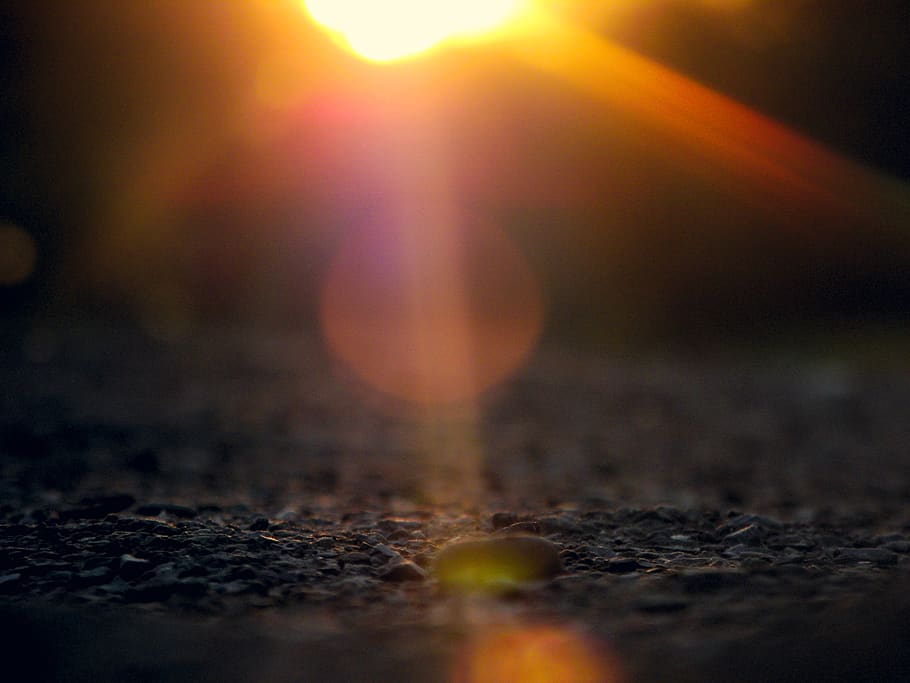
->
(433, 535, 562, 592)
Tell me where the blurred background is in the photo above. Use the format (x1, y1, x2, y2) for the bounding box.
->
(1, 0, 908, 348)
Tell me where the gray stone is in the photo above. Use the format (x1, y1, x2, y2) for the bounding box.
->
(380, 561, 427, 582)
(538, 516, 582, 535)
(835, 548, 899, 565)
(118, 554, 152, 579)
(724, 524, 763, 546)
(490, 512, 519, 530)
(494, 521, 541, 535)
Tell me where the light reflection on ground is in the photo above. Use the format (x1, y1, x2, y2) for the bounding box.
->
(452, 623, 623, 683)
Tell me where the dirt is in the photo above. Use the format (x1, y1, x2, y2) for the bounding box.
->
(1, 321, 909, 682)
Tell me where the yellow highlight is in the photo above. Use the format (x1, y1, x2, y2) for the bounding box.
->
(320, 204, 543, 405)
(303, 0, 524, 62)
(433, 536, 561, 592)
(0, 223, 37, 286)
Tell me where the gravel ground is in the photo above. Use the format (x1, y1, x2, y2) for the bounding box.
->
(1, 322, 909, 682)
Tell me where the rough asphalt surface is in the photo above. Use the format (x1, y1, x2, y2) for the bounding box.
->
(1, 323, 909, 682)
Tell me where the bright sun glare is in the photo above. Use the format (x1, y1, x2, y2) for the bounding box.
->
(303, 0, 525, 62)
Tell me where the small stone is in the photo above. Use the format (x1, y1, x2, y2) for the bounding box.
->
(119, 554, 152, 579)
(386, 528, 413, 541)
(433, 536, 561, 591)
(494, 521, 541, 536)
(717, 514, 781, 535)
(0, 573, 23, 592)
(835, 548, 899, 565)
(381, 561, 427, 582)
(723, 524, 762, 546)
(371, 544, 402, 560)
(490, 512, 519, 530)
(884, 541, 910, 554)
(114, 518, 177, 535)
(61, 494, 136, 520)
(249, 517, 269, 531)
(604, 558, 642, 574)
(343, 552, 372, 565)
(377, 519, 423, 536)
(537, 516, 582, 536)
(135, 503, 197, 519)
(72, 566, 113, 588)
(45, 570, 73, 584)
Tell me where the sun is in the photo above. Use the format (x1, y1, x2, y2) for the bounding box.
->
(303, 0, 526, 62)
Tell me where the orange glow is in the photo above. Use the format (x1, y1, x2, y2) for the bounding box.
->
(320, 205, 543, 404)
(302, 0, 525, 62)
(0, 223, 38, 285)
(453, 625, 623, 683)
(504, 10, 909, 228)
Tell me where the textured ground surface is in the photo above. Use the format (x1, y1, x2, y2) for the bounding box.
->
(2, 322, 910, 682)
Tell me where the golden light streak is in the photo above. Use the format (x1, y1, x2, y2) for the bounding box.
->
(303, 0, 526, 62)
(505, 9, 910, 230)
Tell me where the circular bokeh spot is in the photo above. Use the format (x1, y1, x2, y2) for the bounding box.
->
(320, 205, 544, 404)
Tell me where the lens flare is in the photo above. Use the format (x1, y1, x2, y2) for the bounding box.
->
(320, 205, 543, 405)
(453, 625, 623, 683)
(507, 10, 910, 230)
(303, 0, 525, 62)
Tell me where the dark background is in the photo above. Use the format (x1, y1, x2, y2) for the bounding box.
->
(1, 0, 908, 344)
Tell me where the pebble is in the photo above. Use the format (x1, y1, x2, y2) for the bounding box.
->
(490, 512, 519, 530)
(118, 554, 152, 579)
(834, 548, 899, 565)
(604, 558, 643, 574)
(494, 521, 541, 536)
(71, 566, 113, 588)
(0, 573, 23, 592)
(433, 536, 561, 591)
(717, 514, 782, 535)
(60, 494, 136, 520)
(371, 544, 402, 560)
(248, 517, 269, 531)
(135, 503, 197, 519)
(723, 524, 763, 546)
(537, 516, 582, 535)
(380, 561, 427, 582)
(343, 552, 372, 565)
